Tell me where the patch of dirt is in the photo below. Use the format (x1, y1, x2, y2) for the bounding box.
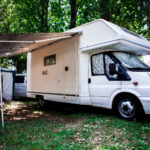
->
(3, 100, 86, 125)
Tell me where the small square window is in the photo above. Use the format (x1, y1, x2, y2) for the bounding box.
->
(44, 54, 56, 66)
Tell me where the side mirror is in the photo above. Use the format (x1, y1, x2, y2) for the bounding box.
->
(109, 63, 117, 75)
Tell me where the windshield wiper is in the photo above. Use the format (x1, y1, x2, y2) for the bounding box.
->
(129, 67, 150, 70)
(133, 67, 144, 70)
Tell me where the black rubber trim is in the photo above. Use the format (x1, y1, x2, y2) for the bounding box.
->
(28, 91, 78, 97)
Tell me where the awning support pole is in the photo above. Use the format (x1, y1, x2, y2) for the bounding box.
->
(0, 60, 4, 128)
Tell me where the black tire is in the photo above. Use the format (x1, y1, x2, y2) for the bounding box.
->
(113, 94, 144, 120)
(37, 96, 46, 108)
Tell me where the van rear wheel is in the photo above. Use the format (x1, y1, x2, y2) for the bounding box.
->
(114, 95, 143, 120)
(37, 96, 45, 108)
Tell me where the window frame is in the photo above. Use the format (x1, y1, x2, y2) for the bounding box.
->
(104, 53, 131, 81)
(104, 53, 119, 80)
(44, 54, 56, 66)
(91, 52, 131, 81)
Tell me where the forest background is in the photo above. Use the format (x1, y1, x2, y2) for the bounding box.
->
(0, 0, 149, 73)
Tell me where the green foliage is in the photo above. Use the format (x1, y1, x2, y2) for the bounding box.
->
(113, 0, 150, 39)
(49, 0, 70, 32)
(10, 53, 27, 73)
(0, 0, 149, 73)
(0, 53, 27, 73)
(1, 0, 149, 36)
(77, 0, 100, 26)
(0, 58, 13, 69)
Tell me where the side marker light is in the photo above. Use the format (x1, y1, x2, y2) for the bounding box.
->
(133, 82, 138, 86)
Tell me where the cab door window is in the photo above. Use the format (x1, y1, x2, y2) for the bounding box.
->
(104, 54, 118, 80)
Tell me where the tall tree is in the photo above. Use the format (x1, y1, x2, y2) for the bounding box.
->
(69, 0, 77, 29)
(99, 0, 110, 21)
(40, 0, 49, 32)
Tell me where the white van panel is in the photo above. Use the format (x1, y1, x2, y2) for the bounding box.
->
(27, 36, 79, 95)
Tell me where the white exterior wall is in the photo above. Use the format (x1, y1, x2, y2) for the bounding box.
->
(27, 36, 79, 96)
(67, 19, 150, 54)
(67, 20, 119, 52)
(78, 52, 89, 96)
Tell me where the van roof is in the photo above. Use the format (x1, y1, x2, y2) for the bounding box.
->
(67, 19, 150, 55)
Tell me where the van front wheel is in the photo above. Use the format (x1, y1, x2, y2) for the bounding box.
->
(114, 95, 143, 120)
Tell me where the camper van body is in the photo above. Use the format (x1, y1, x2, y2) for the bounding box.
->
(27, 19, 150, 119)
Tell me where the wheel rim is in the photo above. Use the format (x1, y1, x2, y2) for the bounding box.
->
(118, 99, 136, 118)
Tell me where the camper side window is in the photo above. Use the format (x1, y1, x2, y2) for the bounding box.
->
(91, 54, 104, 75)
(44, 54, 56, 66)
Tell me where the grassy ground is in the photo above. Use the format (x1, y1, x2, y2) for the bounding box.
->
(0, 100, 150, 150)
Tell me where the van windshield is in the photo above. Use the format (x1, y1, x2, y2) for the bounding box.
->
(112, 52, 150, 71)
(16, 76, 24, 83)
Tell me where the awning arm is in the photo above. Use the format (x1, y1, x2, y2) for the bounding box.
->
(0, 40, 33, 43)
(0, 33, 81, 44)
(34, 35, 71, 43)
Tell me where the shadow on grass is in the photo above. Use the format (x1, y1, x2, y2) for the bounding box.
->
(3, 98, 150, 123)
(44, 101, 150, 123)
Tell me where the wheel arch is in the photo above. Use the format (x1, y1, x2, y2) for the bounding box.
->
(111, 92, 144, 112)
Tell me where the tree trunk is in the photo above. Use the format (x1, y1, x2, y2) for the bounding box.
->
(99, 0, 110, 21)
(40, 0, 49, 32)
(69, 0, 77, 29)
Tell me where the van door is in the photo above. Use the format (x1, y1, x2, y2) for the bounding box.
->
(89, 53, 122, 107)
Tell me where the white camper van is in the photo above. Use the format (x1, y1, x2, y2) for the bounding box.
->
(27, 19, 150, 120)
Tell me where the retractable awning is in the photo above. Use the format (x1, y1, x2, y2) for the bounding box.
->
(0, 32, 78, 58)
(0, 32, 78, 127)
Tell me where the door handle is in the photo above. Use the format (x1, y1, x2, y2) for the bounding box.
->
(88, 78, 91, 84)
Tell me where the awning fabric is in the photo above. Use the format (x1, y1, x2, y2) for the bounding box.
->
(0, 32, 77, 58)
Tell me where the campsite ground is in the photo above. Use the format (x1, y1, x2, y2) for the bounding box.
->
(0, 100, 150, 150)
